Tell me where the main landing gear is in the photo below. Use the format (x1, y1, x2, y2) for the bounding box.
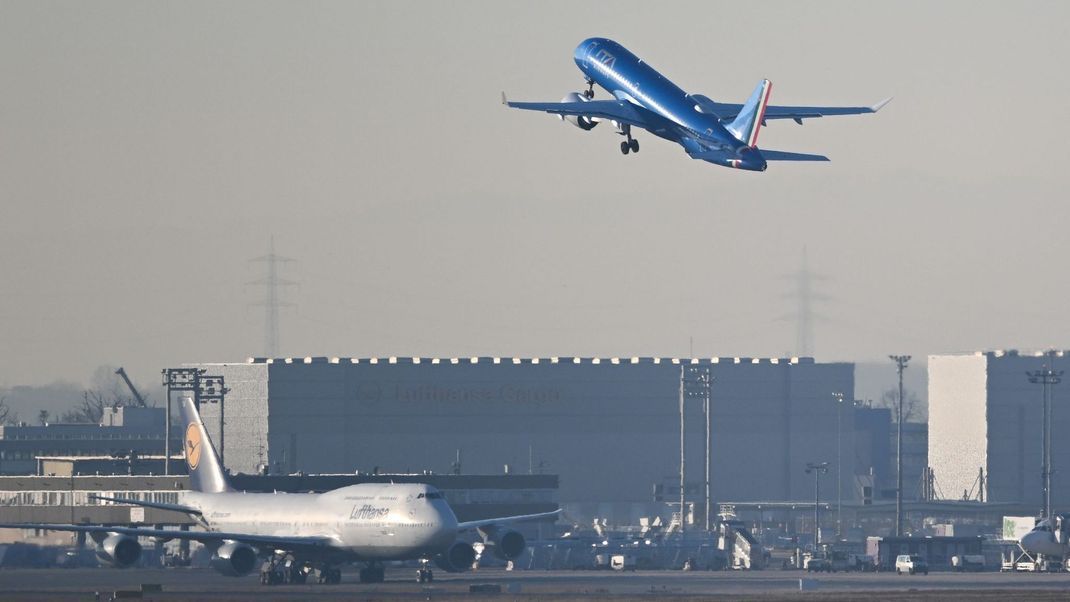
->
(260, 554, 312, 585)
(357, 563, 384, 584)
(618, 124, 639, 155)
(319, 566, 343, 584)
(416, 566, 434, 583)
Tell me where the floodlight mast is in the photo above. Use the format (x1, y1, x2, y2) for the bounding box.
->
(806, 461, 829, 546)
(889, 355, 911, 537)
(1027, 352, 1062, 520)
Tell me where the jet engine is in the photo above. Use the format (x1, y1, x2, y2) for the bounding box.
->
(95, 534, 142, 568)
(558, 92, 597, 130)
(433, 541, 477, 572)
(210, 541, 258, 577)
(481, 529, 526, 560)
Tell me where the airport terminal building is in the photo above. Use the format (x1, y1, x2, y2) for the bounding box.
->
(929, 350, 1070, 507)
(187, 356, 867, 523)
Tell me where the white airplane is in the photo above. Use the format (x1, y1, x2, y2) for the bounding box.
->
(1020, 515, 1069, 558)
(0, 395, 558, 584)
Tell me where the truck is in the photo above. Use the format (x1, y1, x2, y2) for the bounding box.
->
(951, 554, 985, 572)
(804, 555, 831, 572)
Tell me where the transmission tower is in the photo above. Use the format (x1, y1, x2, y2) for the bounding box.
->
(249, 237, 296, 357)
(782, 247, 828, 357)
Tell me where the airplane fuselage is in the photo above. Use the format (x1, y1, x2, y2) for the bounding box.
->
(186, 483, 457, 561)
(507, 37, 886, 170)
(572, 37, 761, 168)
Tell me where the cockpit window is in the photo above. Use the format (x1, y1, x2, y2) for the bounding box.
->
(417, 492, 443, 500)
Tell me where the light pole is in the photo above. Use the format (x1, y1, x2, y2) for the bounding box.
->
(806, 462, 829, 546)
(889, 355, 911, 537)
(832, 392, 845, 539)
(1027, 353, 1062, 520)
(678, 366, 686, 534)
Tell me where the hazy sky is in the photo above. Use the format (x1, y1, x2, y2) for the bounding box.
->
(2, 1, 1069, 387)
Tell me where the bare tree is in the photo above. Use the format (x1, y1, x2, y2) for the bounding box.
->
(0, 395, 15, 425)
(879, 387, 922, 423)
(37, 409, 49, 426)
(60, 391, 107, 424)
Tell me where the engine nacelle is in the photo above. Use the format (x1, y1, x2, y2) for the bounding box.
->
(95, 534, 142, 568)
(210, 541, 258, 577)
(433, 541, 476, 573)
(559, 92, 597, 130)
(482, 529, 526, 560)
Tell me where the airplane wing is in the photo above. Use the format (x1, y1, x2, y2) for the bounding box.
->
(502, 93, 658, 129)
(89, 495, 202, 517)
(691, 93, 892, 123)
(0, 522, 337, 551)
(456, 509, 561, 532)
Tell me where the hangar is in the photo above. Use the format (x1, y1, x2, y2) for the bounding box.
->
(187, 356, 868, 523)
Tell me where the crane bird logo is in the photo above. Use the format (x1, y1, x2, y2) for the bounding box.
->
(185, 424, 202, 470)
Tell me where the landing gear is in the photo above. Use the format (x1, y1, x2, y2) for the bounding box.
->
(417, 566, 434, 583)
(617, 124, 639, 155)
(357, 564, 384, 584)
(259, 554, 315, 586)
(582, 77, 595, 99)
(311, 564, 342, 584)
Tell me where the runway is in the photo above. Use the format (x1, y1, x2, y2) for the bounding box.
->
(3, 567, 1070, 601)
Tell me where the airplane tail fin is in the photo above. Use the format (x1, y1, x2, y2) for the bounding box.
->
(178, 394, 234, 493)
(726, 79, 772, 147)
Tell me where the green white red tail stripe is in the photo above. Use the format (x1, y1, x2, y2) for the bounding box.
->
(746, 80, 772, 147)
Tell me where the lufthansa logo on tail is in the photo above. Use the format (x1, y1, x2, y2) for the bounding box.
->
(185, 424, 202, 470)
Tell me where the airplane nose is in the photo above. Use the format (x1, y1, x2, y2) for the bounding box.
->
(1021, 530, 1056, 555)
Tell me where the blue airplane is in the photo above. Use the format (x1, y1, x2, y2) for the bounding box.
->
(503, 38, 890, 171)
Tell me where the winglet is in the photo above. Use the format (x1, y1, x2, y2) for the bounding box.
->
(501, 91, 508, 106)
(870, 96, 893, 113)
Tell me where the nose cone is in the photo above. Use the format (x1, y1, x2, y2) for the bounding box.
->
(574, 37, 614, 68)
(1021, 530, 1061, 556)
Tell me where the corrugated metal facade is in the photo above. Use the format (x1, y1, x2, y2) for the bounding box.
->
(929, 351, 1070, 506)
(189, 357, 855, 514)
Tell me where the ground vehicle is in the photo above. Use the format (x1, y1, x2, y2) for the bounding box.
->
(610, 554, 636, 571)
(826, 550, 851, 572)
(805, 556, 831, 572)
(849, 553, 876, 572)
(951, 554, 985, 572)
(895, 554, 929, 575)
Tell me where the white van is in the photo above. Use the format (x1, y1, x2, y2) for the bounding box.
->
(895, 554, 929, 575)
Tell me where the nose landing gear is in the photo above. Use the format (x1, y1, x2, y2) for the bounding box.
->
(582, 77, 595, 99)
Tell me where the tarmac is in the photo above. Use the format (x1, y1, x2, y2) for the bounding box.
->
(2, 567, 1070, 601)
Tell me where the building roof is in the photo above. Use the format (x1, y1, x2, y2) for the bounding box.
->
(227, 355, 826, 366)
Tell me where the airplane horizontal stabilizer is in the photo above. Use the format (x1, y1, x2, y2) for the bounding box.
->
(760, 149, 830, 162)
